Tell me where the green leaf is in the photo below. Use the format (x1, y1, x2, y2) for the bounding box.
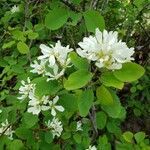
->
(113, 62, 145, 82)
(12, 30, 26, 42)
(123, 131, 134, 143)
(23, 112, 38, 128)
(101, 92, 122, 118)
(11, 64, 25, 74)
(45, 132, 53, 144)
(96, 111, 107, 129)
(32, 77, 60, 97)
(84, 10, 105, 32)
(59, 94, 78, 113)
(100, 72, 124, 89)
(28, 32, 39, 39)
(2, 41, 15, 49)
(17, 42, 29, 54)
(98, 135, 111, 150)
(73, 133, 82, 144)
(69, 52, 89, 70)
(45, 8, 69, 30)
(64, 70, 92, 90)
(96, 85, 113, 105)
(106, 120, 121, 134)
(78, 90, 94, 117)
(8, 140, 24, 150)
(15, 128, 32, 140)
(134, 132, 145, 143)
(68, 12, 82, 26)
(61, 132, 71, 140)
(98, 135, 108, 145)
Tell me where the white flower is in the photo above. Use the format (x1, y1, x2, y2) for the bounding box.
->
(11, 5, 19, 14)
(27, 94, 50, 115)
(38, 41, 73, 67)
(30, 60, 46, 75)
(86, 145, 97, 150)
(76, 121, 83, 131)
(18, 77, 35, 100)
(77, 28, 134, 70)
(46, 117, 63, 138)
(0, 119, 14, 140)
(49, 96, 64, 116)
(45, 64, 65, 81)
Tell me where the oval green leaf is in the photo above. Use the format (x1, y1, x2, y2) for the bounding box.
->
(113, 62, 145, 82)
(64, 70, 92, 90)
(45, 8, 69, 30)
(17, 42, 29, 54)
(96, 85, 113, 105)
(84, 10, 105, 33)
(101, 72, 124, 89)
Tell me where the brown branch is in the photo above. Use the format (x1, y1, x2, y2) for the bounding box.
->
(60, 0, 80, 12)
(89, 105, 98, 143)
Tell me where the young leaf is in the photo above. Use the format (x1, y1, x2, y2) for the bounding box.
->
(64, 70, 92, 90)
(17, 42, 29, 54)
(84, 10, 105, 32)
(96, 85, 113, 105)
(78, 90, 94, 117)
(134, 132, 145, 143)
(113, 62, 145, 82)
(45, 8, 69, 30)
(96, 111, 107, 129)
(2, 41, 15, 49)
(123, 131, 134, 143)
(100, 72, 124, 89)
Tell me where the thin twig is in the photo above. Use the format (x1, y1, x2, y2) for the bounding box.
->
(60, 0, 80, 12)
(89, 105, 98, 143)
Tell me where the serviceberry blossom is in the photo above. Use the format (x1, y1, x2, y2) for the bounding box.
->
(27, 93, 50, 115)
(0, 119, 14, 140)
(30, 60, 47, 75)
(86, 145, 97, 150)
(38, 40, 73, 67)
(18, 77, 35, 100)
(11, 5, 19, 14)
(76, 121, 83, 131)
(77, 28, 134, 70)
(46, 117, 63, 138)
(45, 64, 65, 81)
(49, 96, 64, 116)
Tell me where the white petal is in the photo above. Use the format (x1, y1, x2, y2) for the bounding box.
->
(55, 105, 64, 112)
(53, 96, 59, 104)
(49, 55, 55, 66)
(51, 108, 56, 116)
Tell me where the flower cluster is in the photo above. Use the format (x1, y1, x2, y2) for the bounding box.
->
(86, 145, 97, 150)
(17, 28, 135, 141)
(76, 120, 83, 131)
(0, 119, 14, 140)
(18, 77, 35, 100)
(18, 78, 64, 116)
(77, 28, 134, 70)
(45, 117, 63, 138)
(11, 5, 19, 14)
(30, 41, 73, 81)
